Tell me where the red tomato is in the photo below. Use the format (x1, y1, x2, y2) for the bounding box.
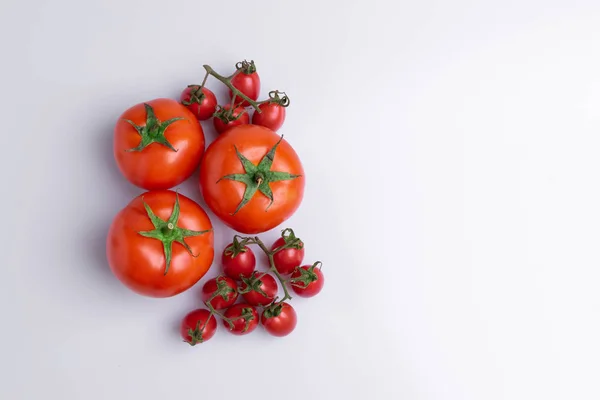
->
(201, 276, 238, 309)
(106, 190, 214, 298)
(180, 308, 217, 345)
(199, 125, 305, 234)
(222, 303, 259, 335)
(213, 104, 249, 134)
(180, 85, 217, 121)
(252, 101, 286, 132)
(271, 229, 305, 275)
(261, 302, 297, 337)
(290, 262, 324, 297)
(113, 98, 205, 190)
(239, 272, 278, 306)
(222, 241, 256, 280)
(229, 62, 260, 107)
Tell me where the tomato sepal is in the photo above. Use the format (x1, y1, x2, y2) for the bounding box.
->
(123, 103, 183, 152)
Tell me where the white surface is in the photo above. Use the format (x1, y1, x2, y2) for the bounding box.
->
(2, 0, 600, 399)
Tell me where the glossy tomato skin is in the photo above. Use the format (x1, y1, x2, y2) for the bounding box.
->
(240, 272, 278, 306)
(213, 105, 249, 134)
(291, 265, 324, 297)
(106, 190, 214, 298)
(230, 72, 260, 107)
(252, 102, 286, 131)
(199, 124, 305, 234)
(180, 309, 217, 344)
(223, 303, 259, 335)
(271, 237, 305, 275)
(201, 276, 238, 309)
(261, 302, 297, 337)
(222, 244, 256, 280)
(180, 86, 217, 121)
(114, 98, 205, 190)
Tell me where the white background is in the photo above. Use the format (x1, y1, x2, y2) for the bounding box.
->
(1, 0, 599, 399)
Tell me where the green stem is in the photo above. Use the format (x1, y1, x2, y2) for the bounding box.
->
(203, 65, 261, 112)
(253, 237, 293, 303)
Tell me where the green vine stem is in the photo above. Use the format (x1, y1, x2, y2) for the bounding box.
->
(202, 64, 262, 112)
(228, 230, 304, 305)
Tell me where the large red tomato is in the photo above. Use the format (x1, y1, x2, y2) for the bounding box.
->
(114, 98, 205, 190)
(199, 124, 305, 234)
(106, 190, 214, 297)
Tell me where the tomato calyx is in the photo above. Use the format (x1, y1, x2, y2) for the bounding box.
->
(274, 228, 304, 251)
(213, 105, 246, 123)
(224, 235, 249, 258)
(138, 192, 212, 275)
(216, 136, 302, 215)
(186, 319, 210, 346)
(123, 103, 183, 152)
(262, 301, 284, 319)
(235, 59, 257, 74)
(290, 261, 322, 289)
(238, 272, 270, 297)
(258, 90, 290, 107)
(181, 85, 207, 105)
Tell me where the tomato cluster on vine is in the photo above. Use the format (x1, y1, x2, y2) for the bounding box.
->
(180, 229, 324, 344)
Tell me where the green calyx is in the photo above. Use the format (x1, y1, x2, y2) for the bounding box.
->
(124, 103, 183, 152)
(290, 261, 322, 289)
(213, 276, 236, 301)
(235, 59, 256, 74)
(238, 273, 268, 297)
(239, 307, 255, 333)
(217, 136, 301, 215)
(181, 85, 206, 106)
(224, 236, 248, 258)
(279, 228, 304, 250)
(262, 302, 283, 319)
(186, 320, 208, 346)
(138, 193, 212, 275)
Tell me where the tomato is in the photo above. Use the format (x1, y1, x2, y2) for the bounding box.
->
(113, 98, 205, 190)
(252, 102, 286, 131)
(239, 272, 278, 306)
(271, 229, 305, 275)
(199, 124, 305, 234)
(222, 303, 259, 335)
(222, 240, 256, 280)
(201, 275, 238, 309)
(261, 302, 297, 337)
(180, 308, 217, 345)
(290, 262, 324, 297)
(180, 85, 217, 121)
(229, 61, 260, 107)
(213, 104, 249, 134)
(106, 190, 214, 298)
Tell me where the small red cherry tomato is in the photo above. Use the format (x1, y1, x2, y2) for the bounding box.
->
(222, 303, 259, 335)
(271, 229, 304, 275)
(261, 302, 297, 337)
(180, 85, 218, 121)
(229, 60, 260, 107)
(201, 276, 238, 309)
(239, 272, 278, 306)
(222, 240, 256, 280)
(180, 308, 217, 345)
(213, 104, 249, 134)
(290, 262, 324, 298)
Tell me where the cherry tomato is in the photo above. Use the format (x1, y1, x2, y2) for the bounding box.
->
(201, 276, 238, 309)
(213, 104, 249, 134)
(180, 85, 217, 121)
(290, 262, 324, 297)
(222, 303, 259, 335)
(199, 124, 305, 234)
(229, 61, 260, 107)
(239, 272, 278, 306)
(252, 102, 286, 132)
(113, 98, 205, 190)
(180, 309, 217, 345)
(106, 190, 214, 298)
(261, 302, 297, 337)
(222, 240, 256, 280)
(271, 229, 305, 275)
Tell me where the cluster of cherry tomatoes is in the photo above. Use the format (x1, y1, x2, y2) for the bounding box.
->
(181, 229, 324, 343)
(105, 59, 323, 346)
